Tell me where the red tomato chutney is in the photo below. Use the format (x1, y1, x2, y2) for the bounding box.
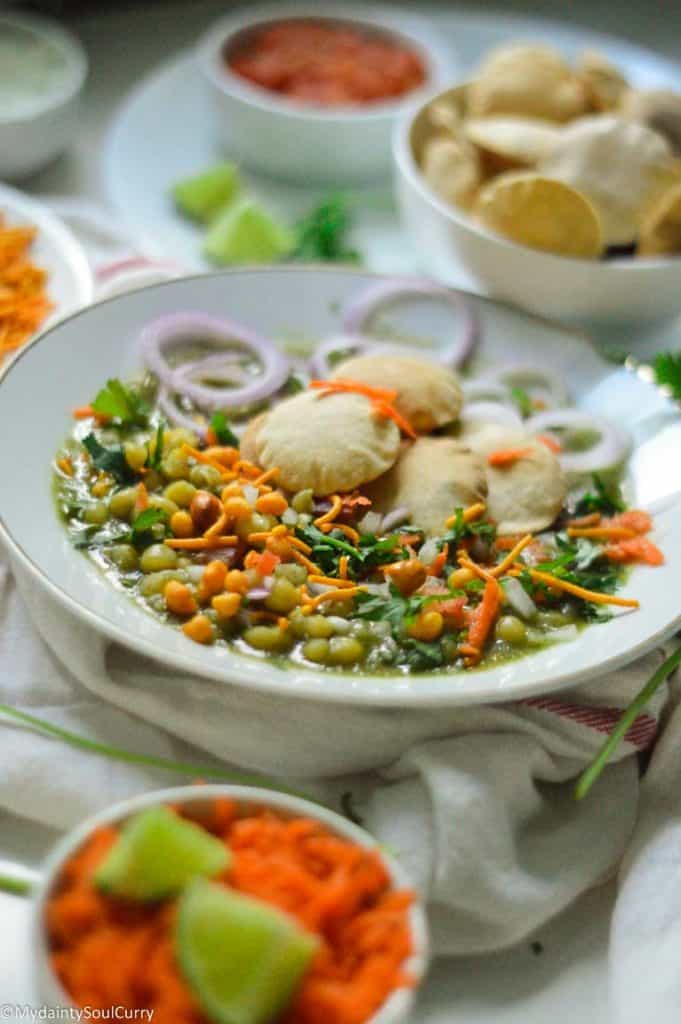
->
(225, 19, 427, 106)
(47, 799, 415, 1024)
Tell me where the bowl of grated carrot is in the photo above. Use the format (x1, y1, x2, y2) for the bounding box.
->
(31, 784, 429, 1024)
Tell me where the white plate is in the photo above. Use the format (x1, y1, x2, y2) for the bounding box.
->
(0, 267, 679, 708)
(104, 8, 681, 278)
(0, 183, 93, 344)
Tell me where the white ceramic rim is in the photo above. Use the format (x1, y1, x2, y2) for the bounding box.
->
(0, 182, 94, 327)
(392, 79, 681, 273)
(1, 267, 679, 708)
(196, 1, 451, 123)
(30, 783, 429, 1023)
(0, 10, 88, 124)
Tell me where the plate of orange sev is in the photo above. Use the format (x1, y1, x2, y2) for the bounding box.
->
(0, 183, 92, 365)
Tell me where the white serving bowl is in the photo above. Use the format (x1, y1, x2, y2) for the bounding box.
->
(197, 2, 452, 184)
(30, 784, 429, 1023)
(393, 83, 681, 331)
(0, 11, 88, 181)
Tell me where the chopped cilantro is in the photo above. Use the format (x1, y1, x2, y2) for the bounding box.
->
(148, 420, 165, 471)
(82, 434, 134, 485)
(130, 507, 169, 546)
(438, 508, 496, 550)
(653, 351, 681, 402)
(295, 524, 406, 576)
(91, 379, 149, 427)
(509, 385, 533, 418)
(574, 474, 625, 516)
(209, 411, 238, 447)
(292, 195, 361, 264)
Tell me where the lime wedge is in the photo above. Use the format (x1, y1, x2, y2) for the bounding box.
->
(203, 199, 294, 266)
(94, 806, 230, 901)
(173, 163, 241, 224)
(176, 878, 318, 1024)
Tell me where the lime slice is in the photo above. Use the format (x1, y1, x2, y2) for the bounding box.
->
(177, 878, 318, 1024)
(173, 163, 241, 224)
(203, 199, 294, 266)
(94, 806, 230, 901)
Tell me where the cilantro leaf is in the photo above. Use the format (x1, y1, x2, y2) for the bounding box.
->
(292, 195, 361, 264)
(91, 379, 149, 426)
(148, 420, 165, 471)
(210, 411, 238, 447)
(82, 434, 134, 484)
(653, 351, 681, 402)
(130, 507, 169, 546)
(509, 385, 533, 418)
(574, 474, 625, 516)
(437, 508, 496, 550)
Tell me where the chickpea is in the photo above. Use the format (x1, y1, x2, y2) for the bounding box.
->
(140, 544, 178, 574)
(223, 497, 252, 521)
(165, 580, 198, 617)
(265, 577, 300, 614)
(200, 560, 227, 598)
(409, 610, 444, 642)
(108, 487, 138, 520)
(170, 510, 194, 539)
(190, 490, 222, 532)
(385, 558, 427, 596)
(190, 464, 222, 489)
(448, 567, 475, 590)
(164, 480, 197, 508)
(255, 492, 288, 517)
(124, 442, 148, 472)
(182, 614, 215, 645)
(91, 478, 112, 498)
(224, 570, 250, 595)
(496, 615, 528, 646)
(328, 636, 365, 665)
(211, 592, 242, 622)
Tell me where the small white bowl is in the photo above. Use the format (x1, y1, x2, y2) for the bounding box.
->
(30, 784, 429, 1023)
(0, 11, 88, 181)
(393, 82, 681, 331)
(197, 2, 453, 185)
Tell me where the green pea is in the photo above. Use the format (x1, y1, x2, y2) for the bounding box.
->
(144, 469, 163, 491)
(148, 495, 179, 517)
(264, 577, 300, 614)
(164, 427, 199, 450)
(235, 512, 275, 541)
(496, 615, 527, 646)
(291, 489, 314, 514)
(305, 614, 334, 639)
(108, 487, 138, 520)
(288, 609, 308, 638)
(140, 543, 178, 573)
(107, 544, 139, 572)
(162, 447, 191, 481)
(140, 569, 184, 596)
(124, 442, 148, 472)
(303, 638, 330, 664)
(328, 636, 364, 665)
(243, 625, 291, 652)
(190, 464, 222, 489)
(536, 610, 571, 630)
(163, 480, 197, 508)
(82, 502, 108, 526)
(275, 562, 308, 586)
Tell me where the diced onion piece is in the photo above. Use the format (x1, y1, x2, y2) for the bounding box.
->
(502, 576, 538, 619)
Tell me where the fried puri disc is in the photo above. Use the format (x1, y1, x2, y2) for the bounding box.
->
(540, 115, 677, 245)
(621, 88, 681, 155)
(421, 133, 481, 210)
(254, 389, 400, 496)
(331, 354, 463, 433)
(364, 437, 487, 538)
(638, 181, 681, 256)
(575, 50, 629, 113)
(484, 438, 567, 536)
(465, 116, 560, 171)
(468, 43, 588, 123)
(238, 412, 267, 464)
(475, 171, 603, 258)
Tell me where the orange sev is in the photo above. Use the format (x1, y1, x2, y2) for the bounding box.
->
(490, 534, 533, 577)
(508, 566, 640, 607)
(314, 494, 343, 527)
(165, 535, 238, 550)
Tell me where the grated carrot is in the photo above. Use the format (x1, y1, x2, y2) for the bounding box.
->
(56, 456, 74, 477)
(310, 378, 398, 402)
(606, 510, 652, 535)
(603, 537, 664, 566)
(429, 543, 449, 577)
(0, 215, 53, 360)
(460, 576, 501, 666)
(134, 482, 149, 514)
(487, 447, 533, 468)
(537, 434, 562, 453)
(372, 399, 417, 439)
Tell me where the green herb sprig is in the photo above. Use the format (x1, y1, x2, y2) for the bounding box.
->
(82, 434, 134, 485)
(91, 379, 150, 427)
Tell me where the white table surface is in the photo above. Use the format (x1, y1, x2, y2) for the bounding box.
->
(3, 0, 679, 1017)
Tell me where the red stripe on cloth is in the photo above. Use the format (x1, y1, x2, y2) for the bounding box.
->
(521, 696, 658, 751)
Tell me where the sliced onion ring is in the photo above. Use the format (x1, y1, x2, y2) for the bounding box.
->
(525, 408, 631, 473)
(139, 311, 290, 410)
(341, 278, 479, 369)
(477, 362, 569, 409)
(460, 400, 524, 431)
(308, 334, 367, 380)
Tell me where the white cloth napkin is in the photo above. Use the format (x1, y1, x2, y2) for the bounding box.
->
(2, 205, 679, 1018)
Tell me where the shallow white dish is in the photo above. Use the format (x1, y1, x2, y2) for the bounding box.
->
(30, 784, 429, 1023)
(0, 182, 93, 345)
(196, 2, 453, 185)
(0, 267, 679, 709)
(104, 8, 681, 280)
(394, 83, 681, 331)
(0, 10, 88, 181)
